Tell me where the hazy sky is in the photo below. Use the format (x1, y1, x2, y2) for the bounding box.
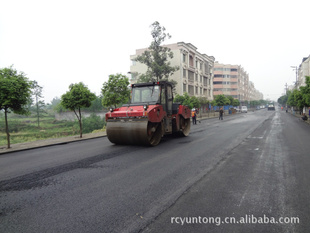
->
(1, 0, 309, 103)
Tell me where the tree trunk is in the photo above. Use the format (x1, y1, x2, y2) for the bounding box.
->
(36, 96, 40, 128)
(4, 109, 11, 149)
(79, 108, 82, 138)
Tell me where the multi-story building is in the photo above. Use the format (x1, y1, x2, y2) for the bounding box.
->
(297, 55, 310, 88)
(213, 62, 262, 102)
(130, 42, 215, 101)
(249, 81, 263, 100)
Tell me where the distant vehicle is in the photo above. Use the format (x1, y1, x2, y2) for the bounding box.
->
(241, 106, 248, 113)
(268, 104, 275, 111)
(234, 107, 240, 112)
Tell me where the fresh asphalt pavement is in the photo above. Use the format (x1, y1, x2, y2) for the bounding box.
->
(0, 109, 309, 233)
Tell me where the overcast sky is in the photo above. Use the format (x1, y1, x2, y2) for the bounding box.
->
(1, 0, 309, 103)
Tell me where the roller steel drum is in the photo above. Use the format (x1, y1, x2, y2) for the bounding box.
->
(106, 118, 163, 146)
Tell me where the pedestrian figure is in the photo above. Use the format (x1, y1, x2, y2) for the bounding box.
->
(301, 113, 308, 121)
(192, 109, 197, 125)
(219, 108, 224, 120)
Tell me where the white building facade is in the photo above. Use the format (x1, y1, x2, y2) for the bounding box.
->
(298, 55, 310, 88)
(130, 42, 215, 101)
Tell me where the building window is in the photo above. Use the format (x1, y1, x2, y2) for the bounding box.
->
(188, 71, 194, 82)
(203, 77, 208, 86)
(183, 84, 187, 92)
(183, 69, 187, 78)
(204, 62, 209, 74)
(195, 86, 198, 95)
(189, 55, 194, 67)
(214, 74, 223, 78)
(183, 53, 186, 63)
(188, 85, 194, 95)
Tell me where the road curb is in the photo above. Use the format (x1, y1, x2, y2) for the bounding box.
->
(0, 112, 246, 154)
(0, 133, 107, 155)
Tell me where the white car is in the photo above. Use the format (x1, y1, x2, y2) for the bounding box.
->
(241, 106, 248, 113)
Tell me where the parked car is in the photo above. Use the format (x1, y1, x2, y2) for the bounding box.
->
(241, 106, 248, 113)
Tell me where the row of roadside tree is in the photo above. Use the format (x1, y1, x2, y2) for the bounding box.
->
(278, 76, 310, 114)
(1, 21, 269, 149)
(0, 67, 131, 148)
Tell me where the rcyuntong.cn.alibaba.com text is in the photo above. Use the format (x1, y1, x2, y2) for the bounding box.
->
(171, 215, 300, 226)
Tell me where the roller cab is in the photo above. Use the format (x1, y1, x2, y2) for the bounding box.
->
(105, 81, 191, 146)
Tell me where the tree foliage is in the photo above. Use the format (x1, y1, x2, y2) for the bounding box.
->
(61, 82, 96, 138)
(81, 113, 105, 134)
(213, 95, 230, 106)
(278, 91, 290, 106)
(300, 76, 310, 107)
(227, 96, 234, 105)
(0, 66, 33, 148)
(31, 81, 47, 127)
(87, 95, 104, 112)
(101, 74, 130, 108)
(135, 21, 179, 83)
(232, 99, 240, 106)
(174, 93, 202, 110)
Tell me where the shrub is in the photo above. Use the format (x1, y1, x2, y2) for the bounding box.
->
(81, 113, 105, 134)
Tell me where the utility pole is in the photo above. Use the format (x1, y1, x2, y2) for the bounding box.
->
(285, 83, 288, 94)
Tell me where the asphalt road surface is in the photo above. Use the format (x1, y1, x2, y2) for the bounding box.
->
(1, 109, 309, 233)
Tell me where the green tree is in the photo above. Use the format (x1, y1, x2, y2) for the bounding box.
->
(81, 113, 105, 133)
(101, 74, 130, 109)
(0, 66, 33, 148)
(226, 96, 234, 105)
(232, 99, 240, 106)
(300, 76, 310, 107)
(258, 99, 267, 106)
(135, 21, 179, 83)
(61, 82, 96, 138)
(87, 95, 104, 112)
(294, 89, 305, 109)
(198, 97, 209, 112)
(31, 81, 47, 127)
(214, 95, 230, 107)
(287, 90, 296, 107)
(278, 95, 287, 106)
(198, 97, 209, 106)
(173, 93, 202, 110)
(190, 96, 200, 109)
(174, 94, 185, 104)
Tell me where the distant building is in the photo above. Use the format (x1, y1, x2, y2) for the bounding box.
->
(213, 62, 263, 102)
(298, 55, 310, 88)
(130, 42, 215, 101)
